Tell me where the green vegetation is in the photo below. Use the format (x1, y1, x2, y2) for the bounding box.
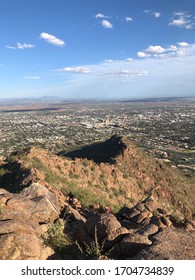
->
(99, 174, 108, 186)
(29, 157, 110, 209)
(30, 157, 70, 186)
(76, 227, 104, 258)
(62, 185, 110, 209)
(0, 167, 10, 177)
(111, 187, 125, 197)
(43, 221, 72, 251)
(69, 170, 79, 179)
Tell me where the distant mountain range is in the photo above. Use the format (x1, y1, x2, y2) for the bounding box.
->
(0, 96, 194, 107)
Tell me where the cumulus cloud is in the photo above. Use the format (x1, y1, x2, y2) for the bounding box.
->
(44, 43, 195, 99)
(137, 52, 151, 58)
(178, 42, 189, 47)
(154, 12, 161, 18)
(170, 19, 188, 28)
(145, 45, 166, 54)
(169, 45, 178, 51)
(102, 20, 113, 29)
(137, 42, 193, 59)
(24, 76, 40, 80)
(56, 66, 91, 74)
(95, 13, 109, 19)
(169, 11, 195, 29)
(40, 32, 65, 47)
(125, 17, 133, 22)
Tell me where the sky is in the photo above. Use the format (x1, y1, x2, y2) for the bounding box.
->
(0, 0, 195, 99)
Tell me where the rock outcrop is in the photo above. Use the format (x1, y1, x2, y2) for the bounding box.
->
(63, 194, 194, 260)
(0, 183, 194, 260)
(0, 183, 65, 260)
(134, 228, 195, 260)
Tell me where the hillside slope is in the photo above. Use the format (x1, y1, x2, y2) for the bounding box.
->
(0, 135, 194, 218)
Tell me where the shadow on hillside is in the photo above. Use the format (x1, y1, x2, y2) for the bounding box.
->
(0, 161, 32, 193)
(58, 135, 126, 164)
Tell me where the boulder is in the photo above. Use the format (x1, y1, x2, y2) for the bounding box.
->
(138, 223, 159, 236)
(86, 213, 122, 241)
(0, 183, 65, 260)
(0, 232, 54, 260)
(65, 205, 86, 223)
(135, 203, 146, 212)
(161, 216, 172, 227)
(111, 233, 152, 258)
(134, 228, 195, 260)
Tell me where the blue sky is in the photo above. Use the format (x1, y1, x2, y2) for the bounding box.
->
(0, 0, 195, 99)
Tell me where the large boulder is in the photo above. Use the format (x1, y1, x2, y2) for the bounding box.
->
(111, 232, 152, 258)
(0, 183, 65, 260)
(0, 232, 54, 260)
(86, 213, 122, 241)
(134, 227, 195, 260)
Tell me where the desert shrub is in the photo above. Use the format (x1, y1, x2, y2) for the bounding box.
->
(31, 157, 47, 171)
(43, 222, 71, 251)
(0, 168, 10, 177)
(76, 227, 104, 258)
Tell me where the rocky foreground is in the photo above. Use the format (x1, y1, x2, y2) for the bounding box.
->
(0, 182, 194, 260)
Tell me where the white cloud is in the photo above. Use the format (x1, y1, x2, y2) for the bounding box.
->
(137, 46, 166, 58)
(102, 20, 113, 29)
(56, 66, 92, 74)
(0, 64, 5, 67)
(95, 13, 109, 19)
(5, 43, 35, 49)
(104, 59, 115, 63)
(24, 76, 40, 80)
(125, 58, 134, 62)
(37, 43, 195, 99)
(144, 10, 161, 18)
(178, 42, 189, 47)
(145, 45, 166, 54)
(17, 43, 35, 49)
(174, 12, 186, 16)
(169, 11, 194, 29)
(154, 12, 161, 18)
(137, 42, 195, 59)
(170, 19, 187, 27)
(125, 17, 133, 22)
(105, 69, 148, 80)
(40, 32, 65, 47)
(137, 52, 151, 58)
(169, 45, 178, 51)
(137, 42, 194, 60)
(104, 58, 133, 64)
(5, 45, 16, 49)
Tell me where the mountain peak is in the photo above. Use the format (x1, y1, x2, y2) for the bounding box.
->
(61, 134, 134, 164)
